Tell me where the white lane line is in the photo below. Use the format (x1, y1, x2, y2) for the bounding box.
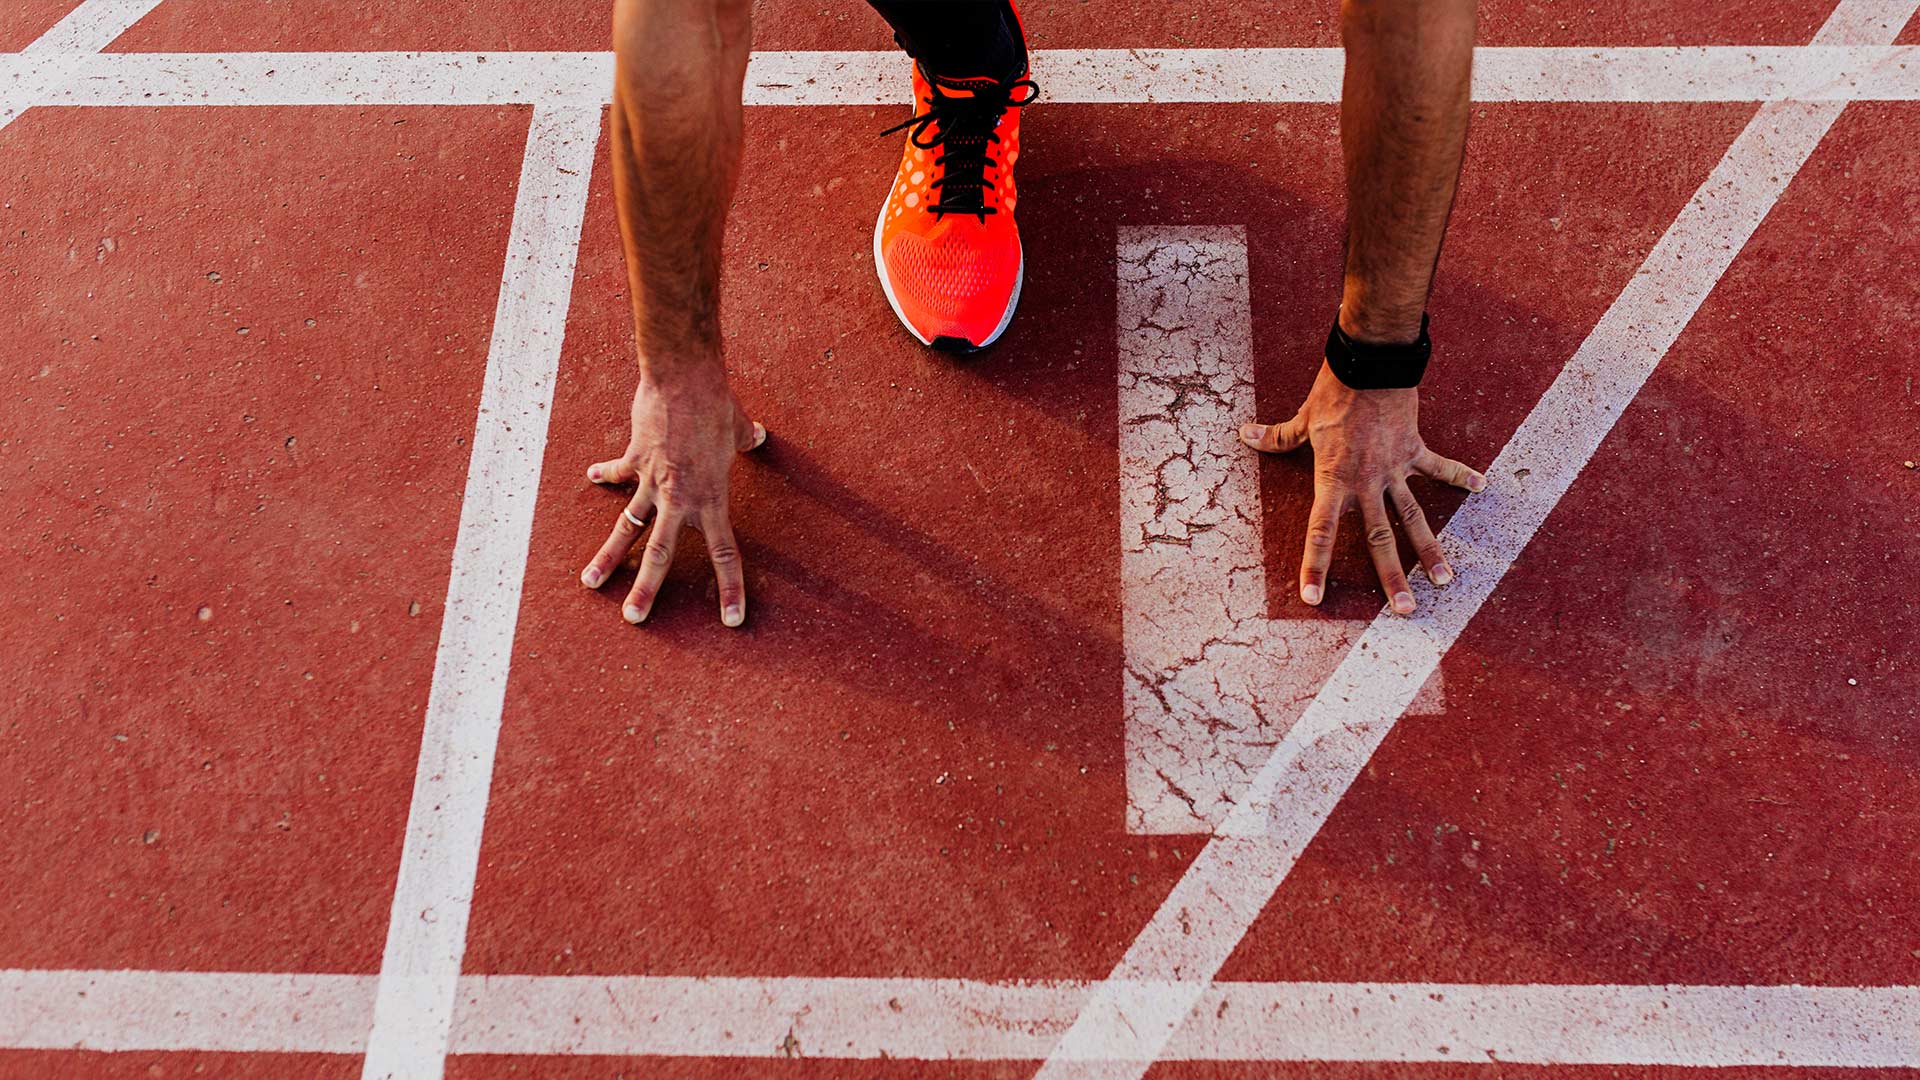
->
(21, 0, 159, 52)
(0, 51, 615, 110)
(5, 970, 1918, 1065)
(0, 0, 162, 130)
(0, 970, 374, 1053)
(358, 105, 600, 1080)
(1167, 982, 1920, 1066)
(452, 978, 1920, 1064)
(0, 45, 1917, 111)
(1039, 0, 1919, 1075)
(1116, 227, 1441, 834)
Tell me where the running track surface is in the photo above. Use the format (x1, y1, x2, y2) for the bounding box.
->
(1, 0, 1917, 1077)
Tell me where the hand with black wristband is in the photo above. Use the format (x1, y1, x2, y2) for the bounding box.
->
(1238, 0, 1486, 614)
(1239, 310, 1483, 615)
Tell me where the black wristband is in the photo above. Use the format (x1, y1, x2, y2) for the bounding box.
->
(1324, 313, 1431, 390)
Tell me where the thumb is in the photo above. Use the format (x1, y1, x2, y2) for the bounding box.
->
(1238, 411, 1308, 453)
(733, 398, 767, 453)
(586, 455, 639, 485)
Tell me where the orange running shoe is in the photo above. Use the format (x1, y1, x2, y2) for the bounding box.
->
(874, 42, 1037, 353)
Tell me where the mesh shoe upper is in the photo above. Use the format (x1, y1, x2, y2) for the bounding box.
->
(875, 61, 1036, 349)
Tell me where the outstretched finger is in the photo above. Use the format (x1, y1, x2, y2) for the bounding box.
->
(586, 455, 638, 486)
(581, 486, 654, 589)
(1299, 484, 1343, 606)
(701, 508, 747, 627)
(1413, 448, 1487, 493)
(623, 507, 685, 624)
(1362, 492, 1415, 614)
(1239, 411, 1309, 454)
(1389, 480, 1452, 586)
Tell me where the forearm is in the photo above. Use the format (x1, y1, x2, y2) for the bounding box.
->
(1337, 0, 1475, 344)
(610, 0, 751, 385)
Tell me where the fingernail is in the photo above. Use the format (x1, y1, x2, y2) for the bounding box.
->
(1432, 563, 1453, 586)
(588, 466, 602, 482)
(1468, 473, 1486, 493)
(582, 566, 602, 588)
(722, 604, 744, 628)
(1300, 583, 1322, 605)
(1239, 423, 1267, 447)
(1393, 591, 1416, 614)
(751, 422, 768, 449)
(623, 604, 645, 624)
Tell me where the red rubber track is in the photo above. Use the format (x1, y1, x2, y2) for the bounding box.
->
(2, 1, 1915, 1077)
(1, 105, 527, 972)
(0, 0, 78, 50)
(1228, 100, 1920, 990)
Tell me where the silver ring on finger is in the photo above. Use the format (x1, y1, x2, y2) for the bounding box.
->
(622, 507, 647, 529)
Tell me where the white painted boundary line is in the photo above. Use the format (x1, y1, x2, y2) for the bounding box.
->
(0, 0, 162, 129)
(357, 106, 600, 1080)
(0, 45, 1917, 110)
(1037, 1, 1920, 1076)
(21, 0, 160, 52)
(0, 970, 373, 1053)
(6, 970, 1918, 1065)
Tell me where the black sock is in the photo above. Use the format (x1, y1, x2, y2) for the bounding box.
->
(865, 0, 1025, 81)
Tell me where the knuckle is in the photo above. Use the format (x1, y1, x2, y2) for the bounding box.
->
(708, 541, 742, 567)
(1392, 490, 1423, 519)
(643, 539, 675, 564)
(1304, 520, 1339, 550)
(1365, 523, 1397, 549)
(656, 480, 719, 511)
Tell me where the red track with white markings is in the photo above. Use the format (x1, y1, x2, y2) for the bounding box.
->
(3, 1, 1918, 1077)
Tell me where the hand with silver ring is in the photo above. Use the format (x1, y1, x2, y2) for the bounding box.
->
(579, 372, 767, 627)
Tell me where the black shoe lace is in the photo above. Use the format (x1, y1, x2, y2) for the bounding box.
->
(880, 69, 1038, 222)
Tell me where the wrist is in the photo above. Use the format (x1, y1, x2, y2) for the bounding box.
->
(637, 347, 728, 394)
(1324, 308, 1430, 391)
(1336, 303, 1422, 346)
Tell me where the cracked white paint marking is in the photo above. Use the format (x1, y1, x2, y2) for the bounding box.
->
(1117, 226, 1441, 835)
